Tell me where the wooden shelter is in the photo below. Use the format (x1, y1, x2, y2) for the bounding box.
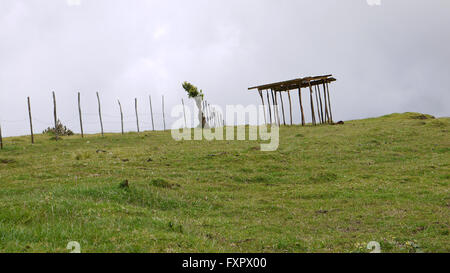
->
(248, 74, 336, 126)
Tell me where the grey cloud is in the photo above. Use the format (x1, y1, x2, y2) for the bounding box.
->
(0, 0, 449, 136)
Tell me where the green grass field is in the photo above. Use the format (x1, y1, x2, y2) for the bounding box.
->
(0, 112, 448, 253)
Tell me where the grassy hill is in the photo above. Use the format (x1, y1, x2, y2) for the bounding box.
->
(0, 113, 448, 253)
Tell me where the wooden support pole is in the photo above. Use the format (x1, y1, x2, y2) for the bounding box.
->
(0, 122, 3, 149)
(308, 81, 316, 126)
(27, 97, 34, 144)
(149, 95, 155, 131)
(182, 98, 187, 128)
(317, 85, 325, 124)
(258, 90, 267, 124)
(162, 95, 166, 130)
(326, 82, 333, 123)
(275, 91, 281, 126)
(298, 87, 305, 126)
(266, 90, 272, 124)
(314, 86, 321, 124)
(279, 92, 286, 126)
(52, 91, 58, 140)
(271, 89, 280, 126)
(287, 90, 293, 125)
(118, 100, 124, 135)
(322, 83, 330, 123)
(96, 92, 104, 136)
(135, 98, 140, 132)
(77, 92, 84, 138)
(270, 90, 275, 124)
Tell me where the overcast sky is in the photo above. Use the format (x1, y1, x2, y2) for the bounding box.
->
(0, 0, 449, 136)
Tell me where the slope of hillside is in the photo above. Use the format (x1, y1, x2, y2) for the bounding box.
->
(0, 113, 448, 252)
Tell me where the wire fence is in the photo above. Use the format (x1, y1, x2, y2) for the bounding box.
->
(0, 92, 224, 148)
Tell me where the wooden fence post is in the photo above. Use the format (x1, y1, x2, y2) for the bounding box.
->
(78, 92, 84, 138)
(96, 92, 104, 136)
(0, 122, 3, 149)
(182, 98, 187, 128)
(52, 91, 58, 140)
(27, 97, 34, 144)
(149, 95, 155, 131)
(162, 95, 166, 130)
(118, 100, 124, 135)
(135, 98, 140, 132)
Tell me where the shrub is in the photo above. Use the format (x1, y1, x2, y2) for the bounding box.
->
(74, 151, 91, 160)
(43, 119, 74, 136)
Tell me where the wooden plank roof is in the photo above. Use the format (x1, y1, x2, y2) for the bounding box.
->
(248, 74, 336, 91)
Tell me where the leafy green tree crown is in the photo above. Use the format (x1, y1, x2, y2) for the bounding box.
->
(182, 81, 204, 98)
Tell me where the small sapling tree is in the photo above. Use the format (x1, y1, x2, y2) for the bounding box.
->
(182, 82, 208, 128)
